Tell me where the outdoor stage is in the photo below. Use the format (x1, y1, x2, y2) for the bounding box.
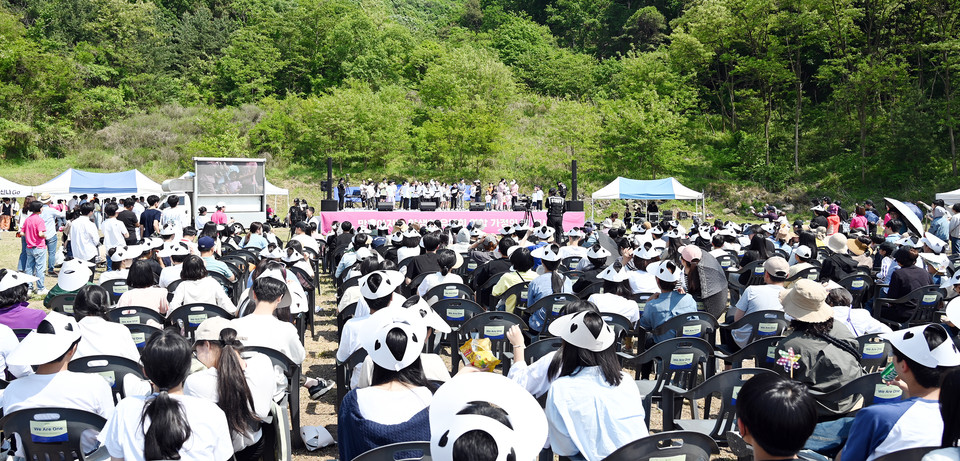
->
(319, 209, 586, 234)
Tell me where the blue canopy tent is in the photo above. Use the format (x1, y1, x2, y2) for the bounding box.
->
(591, 177, 705, 220)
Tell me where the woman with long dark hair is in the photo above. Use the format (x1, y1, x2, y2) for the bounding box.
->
(338, 307, 435, 461)
(185, 318, 274, 461)
(73, 284, 141, 361)
(544, 307, 647, 461)
(100, 329, 233, 460)
(242, 222, 267, 250)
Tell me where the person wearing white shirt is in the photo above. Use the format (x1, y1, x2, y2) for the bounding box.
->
(70, 203, 101, 263)
(291, 222, 320, 253)
(2, 311, 116, 458)
(101, 203, 129, 266)
(588, 264, 641, 325)
(160, 195, 185, 241)
(99, 329, 233, 461)
(337, 271, 405, 363)
(417, 249, 463, 298)
(169, 256, 237, 315)
(825, 284, 892, 336)
(185, 318, 275, 458)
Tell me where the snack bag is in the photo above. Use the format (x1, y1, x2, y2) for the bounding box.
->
(459, 337, 501, 372)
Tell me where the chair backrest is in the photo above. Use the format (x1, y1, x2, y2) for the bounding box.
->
(433, 299, 485, 332)
(124, 323, 162, 351)
(856, 334, 893, 373)
(563, 270, 585, 284)
(873, 446, 938, 461)
(575, 281, 604, 299)
(337, 303, 358, 341)
(787, 266, 821, 282)
(338, 275, 361, 300)
(49, 294, 78, 316)
(166, 303, 234, 340)
(907, 286, 944, 326)
(208, 271, 237, 302)
(663, 368, 777, 439)
(631, 337, 714, 392)
(166, 279, 182, 294)
(601, 431, 718, 461)
(0, 408, 107, 460)
(600, 312, 634, 350)
(723, 336, 785, 369)
(714, 254, 740, 272)
(525, 337, 563, 364)
(99, 279, 130, 304)
(811, 372, 905, 418)
(561, 256, 583, 270)
(407, 272, 432, 297)
(459, 254, 481, 277)
(475, 271, 506, 309)
(456, 311, 527, 375)
(838, 274, 874, 309)
(247, 345, 298, 376)
(68, 355, 145, 404)
(106, 306, 165, 326)
(738, 260, 767, 287)
(722, 310, 790, 345)
(335, 348, 368, 406)
(528, 293, 580, 333)
(495, 281, 531, 312)
(773, 248, 790, 260)
(653, 311, 719, 341)
(424, 283, 474, 304)
(353, 441, 431, 461)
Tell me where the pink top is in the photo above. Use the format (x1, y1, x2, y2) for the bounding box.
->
(850, 215, 868, 230)
(116, 287, 170, 315)
(211, 210, 228, 225)
(23, 213, 46, 248)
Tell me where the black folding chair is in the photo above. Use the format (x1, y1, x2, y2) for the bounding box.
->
(337, 303, 358, 342)
(247, 345, 304, 448)
(528, 293, 580, 337)
(106, 306, 165, 326)
(49, 294, 78, 316)
(809, 372, 905, 421)
(716, 310, 789, 356)
(524, 337, 563, 364)
(99, 279, 131, 304)
(601, 431, 719, 461)
(575, 282, 604, 300)
(0, 408, 106, 461)
(453, 311, 527, 375)
(68, 355, 145, 404)
(166, 303, 234, 340)
(424, 283, 474, 305)
(857, 333, 893, 373)
(433, 298, 485, 356)
(838, 274, 874, 309)
(714, 336, 784, 370)
(873, 285, 943, 330)
(662, 368, 777, 443)
(124, 323, 162, 352)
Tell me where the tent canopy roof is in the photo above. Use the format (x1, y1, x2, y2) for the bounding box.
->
(0, 177, 33, 197)
(591, 177, 703, 200)
(936, 187, 960, 204)
(265, 180, 288, 196)
(33, 168, 163, 196)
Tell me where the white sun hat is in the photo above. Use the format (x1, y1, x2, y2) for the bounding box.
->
(8, 312, 82, 366)
(429, 373, 547, 461)
(548, 310, 616, 352)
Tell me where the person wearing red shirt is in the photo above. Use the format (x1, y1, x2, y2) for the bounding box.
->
(22, 200, 47, 294)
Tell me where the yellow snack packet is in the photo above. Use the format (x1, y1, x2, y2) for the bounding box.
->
(459, 337, 501, 372)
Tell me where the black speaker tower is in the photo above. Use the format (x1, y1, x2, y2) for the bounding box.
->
(320, 157, 338, 212)
(567, 159, 584, 212)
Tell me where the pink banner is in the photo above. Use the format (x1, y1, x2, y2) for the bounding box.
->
(319, 210, 585, 234)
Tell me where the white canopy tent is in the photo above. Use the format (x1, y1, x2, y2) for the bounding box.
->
(0, 177, 33, 197)
(265, 179, 289, 215)
(936, 187, 960, 206)
(33, 168, 163, 198)
(591, 177, 705, 220)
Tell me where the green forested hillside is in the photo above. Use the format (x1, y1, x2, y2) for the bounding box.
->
(2, 0, 959, 207)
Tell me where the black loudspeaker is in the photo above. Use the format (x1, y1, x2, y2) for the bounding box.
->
(377, 202, 394, 212)
(420, 201, 437, 212)
(320, 200, 338, 212)
(566, 201, 584, 212)
(469, 203, 485, 212)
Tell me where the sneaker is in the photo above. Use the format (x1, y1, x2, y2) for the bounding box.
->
(36, 289, 48, 296)
(307, 378, 335, 400)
